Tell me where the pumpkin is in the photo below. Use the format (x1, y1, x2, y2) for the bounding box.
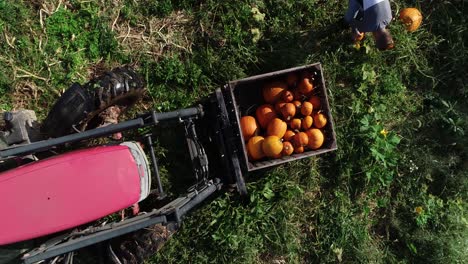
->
(282, 141, 294, 156)
(240, 116, 259, 141)
(308, 96, 321, 110)
(306, 128, 324, 150)
(313, 111, 327, 128)
(294, 146, 304, 154)
(280, 103, 296, 121)
(292, 132, 309, 148)
(302, 115, 313, 130)
(287, 72, 298, 87)
(275, 101, 287, 113)
(256, 104, 277, 129)
(289, 118, 302, 131)
(262, 136, 283, 158)
(267, 118, 287, 138)
(282, 90, 294, 102)
(301, 101, 313, 116)
(292, 100, 302, 111)
(399, 8, 423, 32)
(298, 78, 314, 94)
(292, 88, 306, 101)
(247, 136, 265, 160)
(283, 130, 296, 141)
(263, 81, 287, 103)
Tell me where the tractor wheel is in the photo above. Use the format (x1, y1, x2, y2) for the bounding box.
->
(107, 223, 179, 264)
(41, 66, 145, 138)
(40, 83, 94, 138)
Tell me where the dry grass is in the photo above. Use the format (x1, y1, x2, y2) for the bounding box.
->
(113, 10, 195, 59)
(12, 81, 43, 110)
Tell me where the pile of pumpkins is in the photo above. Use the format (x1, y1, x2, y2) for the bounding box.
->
(240, 70, 328, 161)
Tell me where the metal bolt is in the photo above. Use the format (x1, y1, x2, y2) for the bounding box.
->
(3, 112, 13, 122)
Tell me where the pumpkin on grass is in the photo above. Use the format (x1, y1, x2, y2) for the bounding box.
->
(399, 7, 423, 32)
(240, 116, 259, 141)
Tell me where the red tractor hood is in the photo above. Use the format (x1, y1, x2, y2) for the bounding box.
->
(0, 142, 149, 245)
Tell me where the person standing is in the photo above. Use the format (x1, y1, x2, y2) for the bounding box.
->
(345, 0, 395, 50)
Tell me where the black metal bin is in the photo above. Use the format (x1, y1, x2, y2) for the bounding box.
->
(224, 63, 338, 172)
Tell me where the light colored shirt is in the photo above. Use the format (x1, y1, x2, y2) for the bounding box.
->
(345, 0, 392, 32)
(364, 0, 385, 10)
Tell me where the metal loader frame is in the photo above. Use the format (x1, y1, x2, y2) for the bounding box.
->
(0, 88, 247, 263)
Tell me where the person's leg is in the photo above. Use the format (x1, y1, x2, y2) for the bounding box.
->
(373, 28, 394, 50)
(344, 0, 366, 42)
(344, 0, 362, 25)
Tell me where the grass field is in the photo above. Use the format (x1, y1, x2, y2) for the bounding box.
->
(0, 0, 466, 263)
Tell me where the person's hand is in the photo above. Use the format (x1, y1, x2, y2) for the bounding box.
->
(352, 31, 365, 43)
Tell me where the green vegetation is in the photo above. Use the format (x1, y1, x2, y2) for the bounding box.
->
(0, 0, 466, 263)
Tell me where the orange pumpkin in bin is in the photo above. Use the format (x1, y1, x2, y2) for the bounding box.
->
(292, 101, 302, 114)
(247, 136, 265, 160)
(306, 128, 324, 150)
(263, 81, 287, 103)
(292, 132, 309, 148)
(301, 101, 313, 116)
(308, 96, 321, 110)
(289, 118, 302, 131)
(280, 103, 296, 121)
(282, 90, 294, 102)
(302, 115, 313, 130)
(256, 104, 277, 129)
(275, 101, 287, 113)
(313, 111, 327, 128)
(282, 141, 294, 156)
(298, 78, 314, 94)
(283, 130, 296, 141)
(240, 116, 259, 141)
(262, 136, 283, 158)
(294, 146, 304, 154)
(267, 118, 287, 138)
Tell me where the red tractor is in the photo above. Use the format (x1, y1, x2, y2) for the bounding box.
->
(0, 63, 336, 264)
(0, 66, 245, 264)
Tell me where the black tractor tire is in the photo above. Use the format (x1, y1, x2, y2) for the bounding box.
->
(107, 223, 179, 264)
(41, 66, 145, 138)
(40, 83, 94, 138)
